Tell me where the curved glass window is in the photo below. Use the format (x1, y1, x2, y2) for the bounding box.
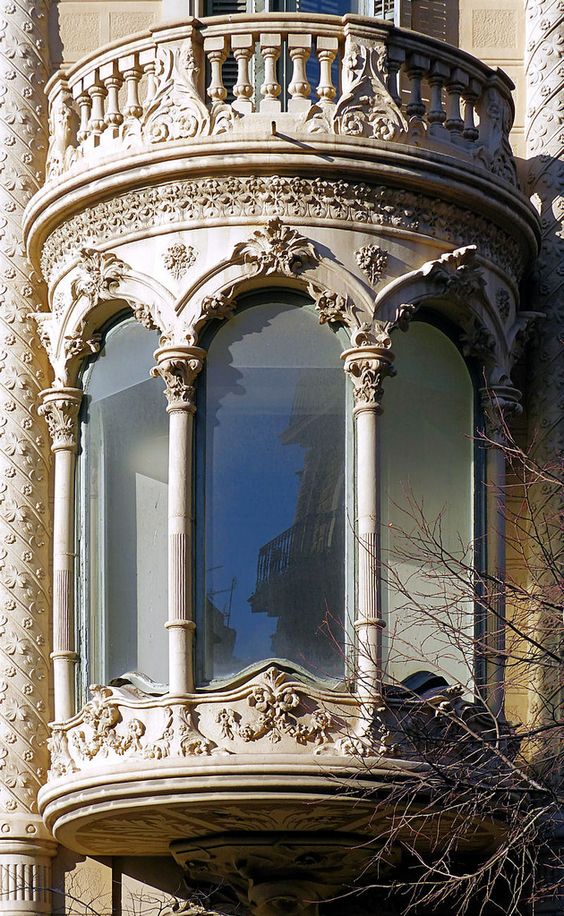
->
(198, 293, 348, 683)
(380, 321, 474, 687)
(79, 318, 169, 687)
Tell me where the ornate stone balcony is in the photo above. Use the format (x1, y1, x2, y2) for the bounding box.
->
(40, 664, 506, 910)
(25, 13, 539, 297)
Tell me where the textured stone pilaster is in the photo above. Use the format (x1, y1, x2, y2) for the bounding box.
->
(0, 0, 57, 909)
(524, 0, 563, 894)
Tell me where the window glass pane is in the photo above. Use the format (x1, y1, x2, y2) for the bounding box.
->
(199, 296, 346, 682)
(81, 319, 168, 686)
(380, 322, 474, 688)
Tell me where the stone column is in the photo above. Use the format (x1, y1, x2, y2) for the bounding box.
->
(152, 346, 206, 695)
(38, 389, 82, 723)
(480, 385, 521, 719)
(342, 336, 395, 706)
(0, 0, 58, 909)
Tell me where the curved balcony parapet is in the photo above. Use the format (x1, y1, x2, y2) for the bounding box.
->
(45, 13, 518, 188)
(41, 664, 509, 858)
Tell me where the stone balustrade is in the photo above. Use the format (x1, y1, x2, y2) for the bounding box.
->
(45, 13, 518, 186)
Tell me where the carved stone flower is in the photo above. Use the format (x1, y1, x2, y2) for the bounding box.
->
(163, 243, 197, 280)
(355, 244, 389, 286)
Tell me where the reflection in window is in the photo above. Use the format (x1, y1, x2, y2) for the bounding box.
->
(380, 321, 474, 687)
(199, 295, 347, 682)
(80, 318, 168, 686)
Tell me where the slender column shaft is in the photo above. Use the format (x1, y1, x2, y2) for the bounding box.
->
(481, 386, 521, 718)
(152, 346, 205, 695)
(39, 389, 82, 722)
(342, 338, 394, 707)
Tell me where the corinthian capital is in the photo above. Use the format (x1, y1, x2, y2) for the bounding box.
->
(39, 388, 83, 452)
(480, 385, 522, 443)
(341, 327, 395, 413)
(152, 346, 206, 412)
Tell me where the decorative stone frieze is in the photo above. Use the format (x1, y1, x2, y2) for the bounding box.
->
(231, 218, 319, 277)
(0, 0, 57, 904)
(38, 177, 525, 286)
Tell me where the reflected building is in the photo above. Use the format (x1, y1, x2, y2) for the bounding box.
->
(249, 367, 346, 677)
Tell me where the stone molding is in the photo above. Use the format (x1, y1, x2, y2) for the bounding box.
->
(37, 177, 526, 286)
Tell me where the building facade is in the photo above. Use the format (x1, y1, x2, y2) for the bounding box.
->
(0, 0, 561, 913)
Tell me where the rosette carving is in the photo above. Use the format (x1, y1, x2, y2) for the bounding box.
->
(71, 248, 128, 307)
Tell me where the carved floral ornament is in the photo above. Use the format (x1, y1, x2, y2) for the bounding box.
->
(151, 347, 206, 412)
(232, 218, 319, 278)
(38, 388, 83, 452)
(46, 668, 505, 779)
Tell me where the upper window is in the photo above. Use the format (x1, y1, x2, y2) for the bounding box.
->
(197, 293, 349, 683)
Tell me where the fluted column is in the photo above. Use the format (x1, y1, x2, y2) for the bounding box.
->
(342, 336, 395, 705)
(480, 385, 521, 718)
(152, 346, 206, 695)
(0, 0, 57, 908)
(38, 389, 82, 723)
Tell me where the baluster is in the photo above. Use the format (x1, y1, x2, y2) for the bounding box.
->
(101, 61, 123, 130)
(288, 35, 311, 112)
(445, 67, 468, 137)
(74, 84, 92, 143)
(427, 60, 448, 135)
(86, 72, 107, 140)
(462, 79, 481, 142)
(405, 53, 428, 119)
(121, 53, 143, 120)
(259, 33, 282, 113)
(232, 34, 254, 114)
(140, 49, 158, 107)
(315, 36, 338, 106)
(204, 35, 228, 104)
(386, 45, 405, 108)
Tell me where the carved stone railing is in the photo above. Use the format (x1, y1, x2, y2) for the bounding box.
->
(40, 665, 511, 861)
(45, 13, 518, 186)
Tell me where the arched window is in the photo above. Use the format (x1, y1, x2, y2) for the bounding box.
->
(79, 317, 169, 689)
(380, 320, 475, 687)
(196, 292, 350, 683)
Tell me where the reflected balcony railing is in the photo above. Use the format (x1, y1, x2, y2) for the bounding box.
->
(45, 12, 518, 187)
(254, 511, 338, 594)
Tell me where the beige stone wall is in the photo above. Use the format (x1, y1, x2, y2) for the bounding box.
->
(458, 0, 526, 159)
(49, 0, 164, 67)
